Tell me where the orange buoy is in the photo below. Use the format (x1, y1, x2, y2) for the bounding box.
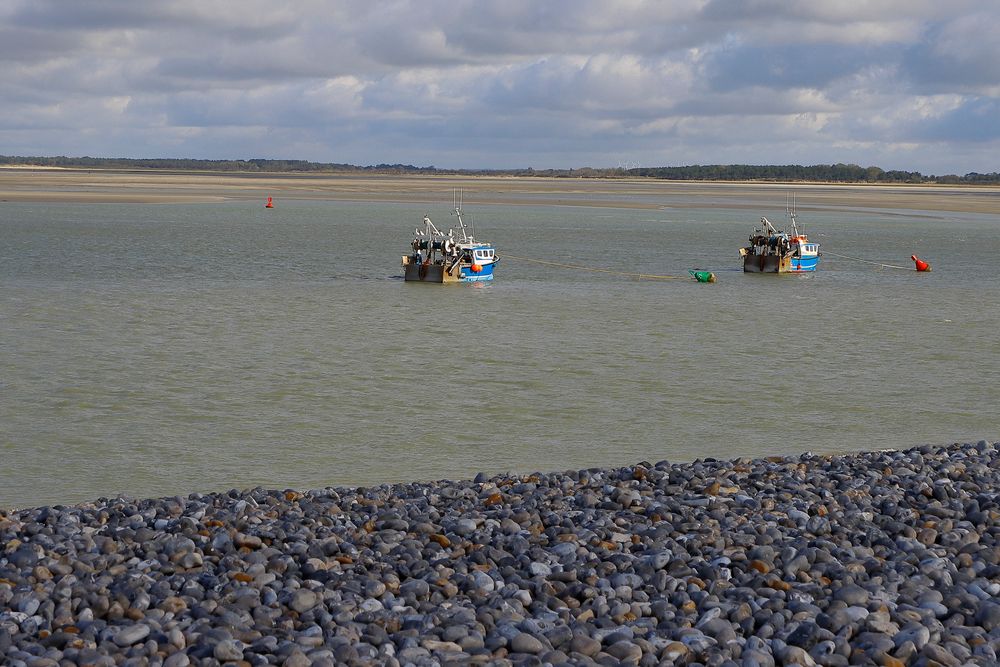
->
(911, 255, 931, 272)
(265, 196, 274, 208)
(471, 264, 482, 273)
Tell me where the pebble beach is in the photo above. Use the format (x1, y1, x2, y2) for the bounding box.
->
(2, 442, 999, 666)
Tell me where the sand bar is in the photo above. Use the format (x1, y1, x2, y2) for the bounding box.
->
(1, 167, 998, 214)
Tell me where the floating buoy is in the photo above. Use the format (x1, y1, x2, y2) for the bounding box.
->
(265, 196, 274, 209)
(471, 264, 482, 273)
(689, 269, 716, 283)
(911, 255, 931, 272)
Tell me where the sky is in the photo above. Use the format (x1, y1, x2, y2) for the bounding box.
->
(1, 1, 998, 175)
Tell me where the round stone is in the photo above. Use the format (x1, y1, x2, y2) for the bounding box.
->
(510, 632, 546, 654)
(114, 624, 151, 647)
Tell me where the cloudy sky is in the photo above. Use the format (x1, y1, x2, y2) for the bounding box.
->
(2, 1, 998, 174)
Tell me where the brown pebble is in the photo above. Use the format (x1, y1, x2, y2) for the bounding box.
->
(162, 597, 187, 614)
(234, 533, 262, 549)
(663, 642, 689, 659)
(918, 528, 938, 545)
(766, 576, 791, 591)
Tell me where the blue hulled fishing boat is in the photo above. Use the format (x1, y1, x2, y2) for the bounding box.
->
(402, 195, 498, 283)
(740, 197, 820, 273)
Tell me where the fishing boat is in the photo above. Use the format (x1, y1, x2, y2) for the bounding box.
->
(401, 195, 498, 283)
(739, 197, 820, 273)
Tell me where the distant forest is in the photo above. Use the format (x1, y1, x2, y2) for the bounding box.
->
(2, 154, 998, 185)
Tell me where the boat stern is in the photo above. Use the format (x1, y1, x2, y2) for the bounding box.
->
(743, 253, 792, 273)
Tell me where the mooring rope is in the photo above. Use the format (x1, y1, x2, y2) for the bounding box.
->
(502, 254, 694, 281)
(823, 251, 913, 271)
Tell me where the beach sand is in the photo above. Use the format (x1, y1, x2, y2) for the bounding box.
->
(1, 167, 997, 214)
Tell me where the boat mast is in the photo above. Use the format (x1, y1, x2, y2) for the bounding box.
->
(787, 192, 801, 238)
(453, 189, 473, 242)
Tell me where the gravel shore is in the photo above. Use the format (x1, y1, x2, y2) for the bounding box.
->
(2, 441, 999, 666)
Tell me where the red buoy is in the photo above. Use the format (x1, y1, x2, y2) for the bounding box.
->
(911, 255, 930, 272)
(265, 196, 274, 208)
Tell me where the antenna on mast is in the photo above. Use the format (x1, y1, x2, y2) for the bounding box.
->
(786, 192, 802, 237)
(452, 188, 472, 242)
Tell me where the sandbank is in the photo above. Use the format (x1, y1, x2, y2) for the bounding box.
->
(1, 167, 997, 215)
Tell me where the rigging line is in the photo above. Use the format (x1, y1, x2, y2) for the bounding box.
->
(823, 250, 913, 271)
(502, 254, 691, 281)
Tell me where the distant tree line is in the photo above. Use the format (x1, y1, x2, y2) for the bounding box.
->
(1, 155, 997, 184)
(627, 163, 1000, 184)
(0, 155, 407, 173)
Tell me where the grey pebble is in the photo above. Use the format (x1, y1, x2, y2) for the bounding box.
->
(213, 638, 244, 661)
(113, 624, 150, 647)
(510, 632, 546, 654)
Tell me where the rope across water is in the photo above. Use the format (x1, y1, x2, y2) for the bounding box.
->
(501, 254, 694, 281)
(505, 251, 919, 277)
(823, 251, 914, 271)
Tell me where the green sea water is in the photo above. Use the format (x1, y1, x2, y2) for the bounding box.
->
(2, 193, 998, 508)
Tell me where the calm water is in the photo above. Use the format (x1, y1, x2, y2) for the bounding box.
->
(2, 195, 998, 508)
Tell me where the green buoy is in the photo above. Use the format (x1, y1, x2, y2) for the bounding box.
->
(689, 270, 716, 283)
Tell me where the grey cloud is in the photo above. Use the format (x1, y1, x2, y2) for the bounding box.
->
(702, 43, 892, 93)
(900, 16, 1000, 93)
(0, 26, 85, 62)
(914, 99, 1000, 142)
(8, 0, 182, 31)
(0, 0, 997, 172)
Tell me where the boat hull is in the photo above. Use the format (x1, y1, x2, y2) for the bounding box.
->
(402, 257, 495, 283)
(743, 254, 819, 273)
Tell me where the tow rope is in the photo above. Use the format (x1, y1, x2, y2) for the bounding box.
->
(823, 251, 914, 271)
(502, 254, 710, 282)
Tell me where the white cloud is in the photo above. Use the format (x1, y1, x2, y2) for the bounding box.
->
(0, 0, 996, 173)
